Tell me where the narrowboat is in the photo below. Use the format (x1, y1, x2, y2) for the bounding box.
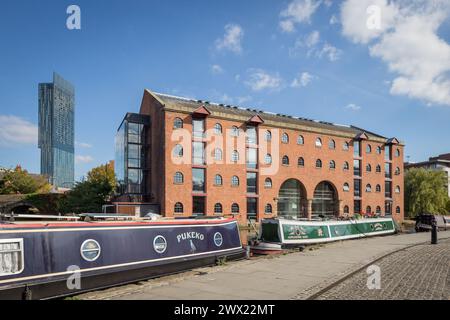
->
(256, 217, 397, 248)
(0, 216, 245, 300)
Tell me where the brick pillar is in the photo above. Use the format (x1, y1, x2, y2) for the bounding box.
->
(307, 199, 313, 220)
(338, 200, 344, 217)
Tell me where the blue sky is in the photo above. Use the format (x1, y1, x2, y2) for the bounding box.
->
(1, 0, 450, 180)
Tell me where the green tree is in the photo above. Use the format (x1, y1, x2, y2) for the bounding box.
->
(60, 163, 116, 214)
(0, 166, 51, 195)
(61, 179, 112, 214)
(86, 162, 116, 190)
(405, 168, 449, 217)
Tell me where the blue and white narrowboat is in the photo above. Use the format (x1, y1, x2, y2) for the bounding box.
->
(0, 217, 245, 300)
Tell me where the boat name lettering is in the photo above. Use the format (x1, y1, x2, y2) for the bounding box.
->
(176, 232, 205, 243)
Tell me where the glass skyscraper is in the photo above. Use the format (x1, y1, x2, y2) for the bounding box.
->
(38, 73, 75, 188)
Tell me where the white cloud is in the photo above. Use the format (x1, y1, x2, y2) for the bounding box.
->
(341, 0, 450, 106)
(0, 115, 37, 147)
(280, 0, 322, 32)
(75, 141, 92, 148)
(75, 155, 94, 164)
(329, 14, 338, 25)
(345, 103, 362, 111)
(318, 43, 342, 61)
(245, 69, 284, 92)
(305, 30, 320, 48)
(210, 64, 224, 74)
(289, 30, 342, 61)
(291, 72, 314, 88)
(323, 0, 333, 8)
(341, 0, 398, 44)
(215, 24, 244, 54)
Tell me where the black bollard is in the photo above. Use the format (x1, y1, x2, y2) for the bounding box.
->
(431, 219, 438, 245)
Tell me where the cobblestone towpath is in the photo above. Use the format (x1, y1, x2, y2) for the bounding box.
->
(314, 238, 450, 300)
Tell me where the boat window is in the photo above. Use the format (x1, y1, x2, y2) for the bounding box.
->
(153, 236, 167, 254)
(0, 239, 24, 276)
(214, 232, 223, 247)
(80, 239, 101, 262)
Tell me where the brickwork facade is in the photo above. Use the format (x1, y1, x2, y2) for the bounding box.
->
(137, 90, 404, 224)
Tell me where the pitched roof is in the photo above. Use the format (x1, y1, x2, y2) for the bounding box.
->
(147, 90, 394, 142)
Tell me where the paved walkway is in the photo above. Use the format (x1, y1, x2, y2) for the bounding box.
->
(77, 231, 450, 300)
(315, 238, 450, 300)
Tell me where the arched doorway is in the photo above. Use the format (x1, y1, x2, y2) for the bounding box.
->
(277, 179, 307, 219)
(312, 181, 338, 219)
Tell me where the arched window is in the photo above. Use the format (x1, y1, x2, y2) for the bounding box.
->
(214, 203, 223, 214)
(343, 142, 349, 151)
(174, 202, 183, 213)
(395, 167, 401, 175)
(316, 159, 322, 168)
(395, 149, 400, 157)
(396, 206, 401, 214)
(366, 144, 372, 153)
(282, 133, 289, 144)
(265, 204, 273, 214)
(315, 138, 322, 147)
(297, 135, 304, 145)
(376, 184, 381, 192)
(376, 146, 382, 154)
(376, 165, 381, 173)
(278, 179, 307, 218)
(343, 183, 350, 192)
(174, 172, 184, 184)
(265, 154, 272, 164)
(214, 148, 223, 161)
(231, 126, 240, 137)
(395, 186, 400, 194)
(366, 184, 372, 192)
(313, 181, 337, 218)
(173, 144, 183, 157)
(328, 139, 336, 149)
(173, 118, 183, 129)
(329, 160, 336, 169)
(376, 206, 382, 214)
(343, 161, 349, 171)
(231, 176, 239, 186)
(231, 150, 239, 162)
(366, 164, 372, 172)
(366, 206, 372, 214)
(231, 203, 239, 214)
(214, 123, 222, 135)
(282, 156, 290, 165)
(265, 130, 272, 142)
(264, 178, 272, 188)
(344, 206, 350, 214)
(214, 174, 223, 186)
(298, 157, 305, 167)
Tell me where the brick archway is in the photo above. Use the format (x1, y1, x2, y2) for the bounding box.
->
(277, 178, 308, 219)
(312, 181, 339, 219)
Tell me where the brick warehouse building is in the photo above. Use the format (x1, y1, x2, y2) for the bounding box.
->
(115, 89, 404, 224)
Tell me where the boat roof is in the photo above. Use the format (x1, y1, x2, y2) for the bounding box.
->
(0, 217, 236, 230)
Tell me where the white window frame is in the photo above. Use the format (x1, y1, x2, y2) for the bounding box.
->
(0, 238, 25, 276)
